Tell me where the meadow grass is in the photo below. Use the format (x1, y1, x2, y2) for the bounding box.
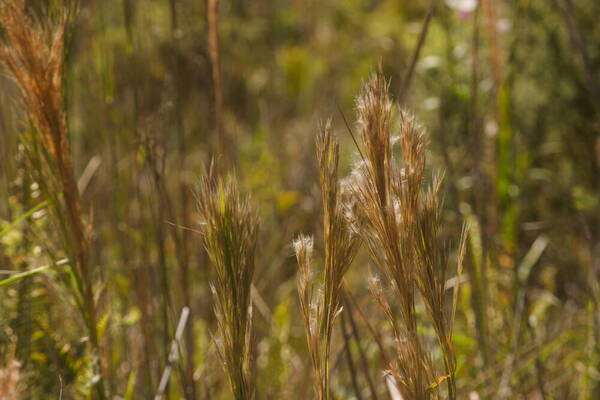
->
(0, 1, 598, 399)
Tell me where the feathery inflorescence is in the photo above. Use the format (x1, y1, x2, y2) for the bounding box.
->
(0, 2, 85, 281)
(294, 121, 360, 400)
(349, 72, 467, 400)
(0, 2, 105, 398)
(196, 174, 259, 400)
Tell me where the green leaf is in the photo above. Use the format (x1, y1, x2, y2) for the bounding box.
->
(124, 369, 138, 400)
(0, 258, 68, 287)
(0, 200, 49, 238)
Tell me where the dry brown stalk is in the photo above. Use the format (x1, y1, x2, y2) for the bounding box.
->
(294, 122, 360, 400)
(0, 355, 20, 400)
(0, 2, 105, 398)
(206, 0, 232, 169)
(348, 72, 467, 400)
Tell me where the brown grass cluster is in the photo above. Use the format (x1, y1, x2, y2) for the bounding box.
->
(294, 72, 467, 400)
(294, 121, 360, 400)
(349, 72, 467, 400)
(0, 1, 104, 398)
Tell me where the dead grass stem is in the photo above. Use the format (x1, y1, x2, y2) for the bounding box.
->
(294, 122, 360, 400)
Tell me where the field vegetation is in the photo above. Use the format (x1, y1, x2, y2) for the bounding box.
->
(1, 0, 599, 399)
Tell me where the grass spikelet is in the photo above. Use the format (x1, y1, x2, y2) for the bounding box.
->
(350, 72, 466, 400)
(0, 2, 105, 398)
(350, 72, 430, 399)
(196, 173, 259, 400)
(294, 121, 360, 400)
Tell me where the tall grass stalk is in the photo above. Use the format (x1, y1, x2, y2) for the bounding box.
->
(196, 173, 258, 400)
(349, 73, 466, 399)
(294, 122, 360, 400)
(0, 1, 106, 398)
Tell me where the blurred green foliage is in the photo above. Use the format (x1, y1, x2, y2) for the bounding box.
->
(1, 0, 600, 398)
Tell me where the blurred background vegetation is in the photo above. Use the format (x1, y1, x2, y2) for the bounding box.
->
(1, 0, 599, 398)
